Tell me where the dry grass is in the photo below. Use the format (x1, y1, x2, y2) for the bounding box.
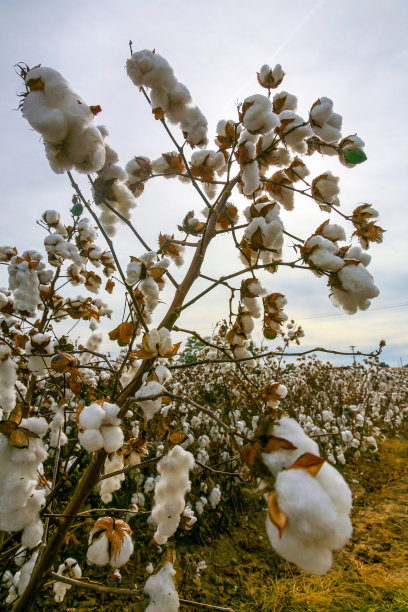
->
(181, 438, 408, 611)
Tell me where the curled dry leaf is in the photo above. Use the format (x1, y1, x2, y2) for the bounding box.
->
(0, 406, 39, 448)
(286, 452, 326, 476)
(108, 322, 134, 346)
(267, 491, 287, 538)
(51, 351, 78, 374)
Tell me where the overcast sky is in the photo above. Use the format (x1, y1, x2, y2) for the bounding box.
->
(1, 0, 407, 366)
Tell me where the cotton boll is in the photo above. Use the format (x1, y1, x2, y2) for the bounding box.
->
(331, 263, 379, 314)
(79, 403, 105, 430)
(266, 517, 333, 575)
(320, 223, 346, 242)
(99, 453, 125, 503)
(22, 94, 68, 144)
(273, 91, 297, 113)
(110, 532, 134, 568)
(78, 428, 104, 452)
(17, 552, 38, 595)
(144, 562, 179, 612)
(87, 532, 110, 566)
(100, 425, 124, 453)
(345, 246, 371, 267)
(0, 344, 17, 417)
(21, 519, 43, 549)
(242, 161, 260, 195)
(209, 485, 221, 508)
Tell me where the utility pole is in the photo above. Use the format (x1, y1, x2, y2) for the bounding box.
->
(350, 345, 356, 365)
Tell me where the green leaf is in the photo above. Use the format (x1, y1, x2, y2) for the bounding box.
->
(344, 148, 367, 165)
(71, 203, 84, 216)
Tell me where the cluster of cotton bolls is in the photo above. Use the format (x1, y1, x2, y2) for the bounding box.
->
(126, 251, 170, 316)
(6, 551, 38, 604)
(87, 517, 133, 568)
(99, 453, 125, 503)
(311, 172, 340, 211)
(92, 126, 138, 236)
(242, 94, 280, 135)
(49, 402, 68, 448)
(53, 558, 82, 603)
(189, 149, 226, 199)
(276, 109, 314, 154)
(330, 246, 379, 314)
(241, 198, 284, 267)
(8, 250, 49, 317)
(227, 306, 257, 369)
(78, 401, 123, 453)
(126, 49, 208, 147)
(135, 363, 171, 420)
(151, 445, 195, 545)
(236, 129, 261, 196)
(144, 562, 179, 612)
(263, 293, 288, 340)
(22, 66, 104, 174)
(261, 415, 353, 575)
(25, 333, 54, 376)
(0, 343, 18, 419)
(309, 97, 342, 144)
(301, 223, 379, 314)
(158, 233, 185, 267)
(0, 416, 48, 548)
(61, 294, 112, 324)
(44, 232, 82, 268)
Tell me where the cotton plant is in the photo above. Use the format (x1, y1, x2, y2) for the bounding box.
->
(0, 46, 392, 612)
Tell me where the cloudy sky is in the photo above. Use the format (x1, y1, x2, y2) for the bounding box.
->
(1, 0, 407, 366)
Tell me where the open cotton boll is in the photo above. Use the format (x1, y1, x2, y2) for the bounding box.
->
(87, 517, 133, 568)
(305, 235, 344, 272)
(101, 402, 121, 426)
(78, 428, 104, 452)
(242, 161, 260, 195)
(345, 246, 371, 267)
(330, 262, 379, 314)
(266, 516, 333, 575)
(100, 454, 125, 503)
(316, 462, 352, 516)
(16, 552, 38, 596)
(22, 67, 106, 174)
(79, 403, 105, 430)
(100, 426, 124, 453)
(273, 91, 298, 113)
(136, 380, 163, 420)
(0, 344, 17, 417)
(21, 519, 43, 549)
(87, 532, 110, 566)
(262, 417, 320, 476)
(320, 223, 346, 242)
(144, 562, 179, 612)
